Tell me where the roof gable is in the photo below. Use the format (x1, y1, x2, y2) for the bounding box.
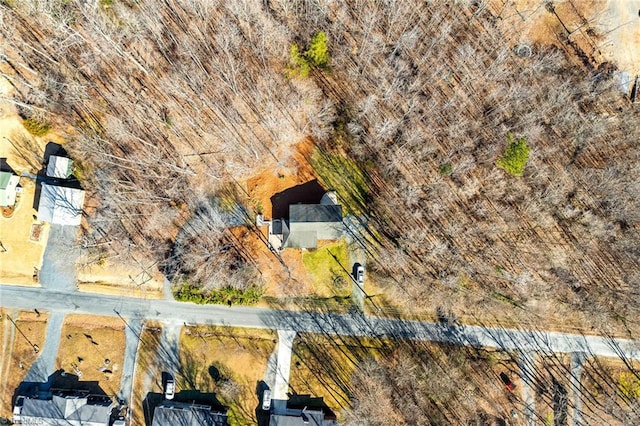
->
(289, 204, 342, 223)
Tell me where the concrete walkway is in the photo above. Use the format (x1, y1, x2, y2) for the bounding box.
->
(24, 312, 64, 385)
(272, 330, 296, 415)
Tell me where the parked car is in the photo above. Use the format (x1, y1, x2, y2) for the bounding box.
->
(165, 378, 175, 400)
(13, 395, 25, 421)
(500, 372, 516, 391)
(356, 264, 365, 285)
(262, 389, 271, 411)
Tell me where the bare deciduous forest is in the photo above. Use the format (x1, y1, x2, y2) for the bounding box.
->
(2, 0, 640, 422)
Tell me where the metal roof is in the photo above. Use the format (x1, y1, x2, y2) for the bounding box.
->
(46, 155, 73, 179)
(38, 183, 85, 226)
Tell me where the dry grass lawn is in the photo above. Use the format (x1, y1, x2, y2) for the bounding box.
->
(0, 309, 48, 418)
(179, 326, 276, 425)
(56, 314, 125, 398)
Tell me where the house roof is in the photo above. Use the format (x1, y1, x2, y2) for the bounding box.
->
(38, 183, 85, 226)
(151, 402, 228, 426)
(289, 204, 342, 223)
(46, 155, 73, 179)
(0, 171, 19, 207)
(17, 394, 113, 426)
(269, 408, 337, 426)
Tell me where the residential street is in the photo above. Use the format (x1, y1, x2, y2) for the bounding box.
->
(1, 284, 639, 360)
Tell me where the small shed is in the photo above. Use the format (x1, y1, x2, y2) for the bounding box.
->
(0, 171, 20, 207)
(46, 155, 73, 179)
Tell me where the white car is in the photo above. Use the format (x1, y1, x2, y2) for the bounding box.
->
(165, 378, 175, 400)
(356, 264, 365, 285)
(262, 389, 271, 411)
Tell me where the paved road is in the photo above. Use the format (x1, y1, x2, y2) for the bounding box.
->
(1, 284, 639, 361)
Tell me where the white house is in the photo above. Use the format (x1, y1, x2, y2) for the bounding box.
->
(0, 171, 20, 207)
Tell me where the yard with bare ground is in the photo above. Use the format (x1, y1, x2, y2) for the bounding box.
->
(55, 314, 125, 398)
(0, 309, 48, 419)
(178, 326, 276, 425)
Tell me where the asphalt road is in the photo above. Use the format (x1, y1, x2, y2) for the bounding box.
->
(1, 284, 639, 360)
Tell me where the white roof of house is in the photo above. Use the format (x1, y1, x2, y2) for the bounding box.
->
(0, 171, 20, 207)
(46, 155, 73, 179)
(38, 183, 85, 226)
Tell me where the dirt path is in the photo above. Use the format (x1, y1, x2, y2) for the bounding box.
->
(23, 312, 64, 385)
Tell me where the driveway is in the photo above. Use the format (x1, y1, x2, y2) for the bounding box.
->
(272, 330, 296, 415)
(117, 318, 143, 404)
(23, 312, 64, 386)
(39, 224, 80, 291)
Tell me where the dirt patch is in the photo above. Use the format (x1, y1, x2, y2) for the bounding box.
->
(246, 137, 317, 219)
(56, 315, 126, 398)
(594, 0, 640, 75)
(0, 309, 49, 418)
(76, 257, 164, 298)
(179, 326, 276, 425)
(492, 0, 640, 75)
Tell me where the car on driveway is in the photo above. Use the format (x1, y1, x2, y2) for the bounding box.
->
(355, 264, 365, 285)
(262, 389, 271, 411)
(165, 377, 175, 400)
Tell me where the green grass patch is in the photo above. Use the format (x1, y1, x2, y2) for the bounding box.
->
(309, 147, 369, 216)
(302, 239, 351, 298)
(22, 117, 51, 137)
(174, 285, 263, 306)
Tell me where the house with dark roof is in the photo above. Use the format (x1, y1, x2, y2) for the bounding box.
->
(12, 392, 114, 426)
(269, 406, 337, 426)
(263, 191, 343, 250)
(151, 401, 228, 426)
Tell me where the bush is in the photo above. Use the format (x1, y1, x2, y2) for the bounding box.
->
(496, 133, 530, 177)
(174, 284, 263, 306)
(288, 31, 330, 77)
(306, 31, 329, 68)
(22, 117, 51, 137)
(439, 162, 452, 176)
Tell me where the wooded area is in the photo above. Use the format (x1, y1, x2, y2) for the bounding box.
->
(1, 0, 639, 422)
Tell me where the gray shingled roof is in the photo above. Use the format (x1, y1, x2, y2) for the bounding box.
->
(289, 205, 342, 223)
(17, 394, 112, 426)
(269, 408, 337, 426)
(151, 402, 228, 426)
